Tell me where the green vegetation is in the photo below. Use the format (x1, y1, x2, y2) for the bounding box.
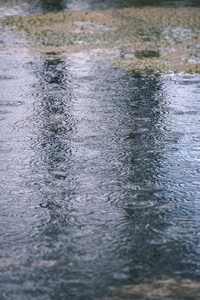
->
(1, 7, 200, 76)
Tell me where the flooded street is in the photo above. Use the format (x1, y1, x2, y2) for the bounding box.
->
(1, 0, 200, 299)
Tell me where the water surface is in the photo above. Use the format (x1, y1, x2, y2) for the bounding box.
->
(1, 51, 200, 299)
(1, 0, 200, 299)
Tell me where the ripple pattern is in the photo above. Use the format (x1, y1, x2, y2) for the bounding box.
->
(1, 54, 200, 299)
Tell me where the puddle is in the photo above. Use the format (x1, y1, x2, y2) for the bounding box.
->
(1, 1, 200, 300)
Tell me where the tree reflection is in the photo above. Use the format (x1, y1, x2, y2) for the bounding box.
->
(29, 58, 197, 299)
(32, 55, 77, 210)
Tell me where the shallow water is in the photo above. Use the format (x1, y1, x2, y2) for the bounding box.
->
(1, 51, 200, 299)
(1, 0, 200, 300)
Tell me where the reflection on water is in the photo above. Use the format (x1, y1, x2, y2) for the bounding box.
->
(1, 49, 200, 299)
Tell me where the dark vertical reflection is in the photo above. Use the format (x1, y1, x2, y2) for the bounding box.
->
(33, 56, 74, 175)
(29, 55, 78, 243)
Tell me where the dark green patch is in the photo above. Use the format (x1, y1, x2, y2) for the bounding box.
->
(135, 49, 160, 59)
